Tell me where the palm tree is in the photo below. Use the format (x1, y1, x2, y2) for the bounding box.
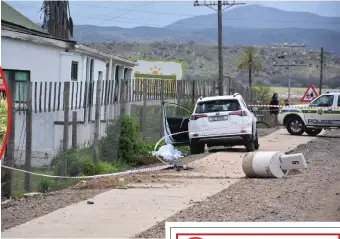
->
(40, 1, 73, 40)
(237, 46, 262, 87)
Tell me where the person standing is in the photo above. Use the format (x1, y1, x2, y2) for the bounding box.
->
(270, 93, 279, 127)
(284, 99, 289, 106)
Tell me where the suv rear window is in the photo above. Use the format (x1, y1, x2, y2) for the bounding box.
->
(195, 99, 241, 113)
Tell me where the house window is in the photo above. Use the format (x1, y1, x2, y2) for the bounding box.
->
(3, 69, 30, 102)
(71, 61, 78, 81)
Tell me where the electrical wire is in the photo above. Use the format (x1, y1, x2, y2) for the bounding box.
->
(10, 2, 340, 30)
(78, 1, 154, 34)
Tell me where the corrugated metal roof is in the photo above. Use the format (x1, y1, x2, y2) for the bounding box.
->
(1, 1, 49, 35)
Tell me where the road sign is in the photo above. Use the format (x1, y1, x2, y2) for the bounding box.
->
(301, 84, 318, 102)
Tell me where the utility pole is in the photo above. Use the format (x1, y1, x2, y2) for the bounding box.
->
(217, 1, 223, 96)
(272, 43, 306, 101)
(319, 47, 324, 95)
(194, 0, 245, 96)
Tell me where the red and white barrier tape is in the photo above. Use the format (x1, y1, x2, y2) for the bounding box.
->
(0, 164, 171, 179)
(248, 104, 340, 109)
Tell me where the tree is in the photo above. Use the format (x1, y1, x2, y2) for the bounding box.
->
(237, 46, 262, 87)
(40, 1, 73, 40)
(251, 85, 272, 105)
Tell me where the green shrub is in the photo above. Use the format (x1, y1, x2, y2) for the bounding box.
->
(94, 161, 118, 174)
(251, 85, 273, 105)
(99, 121, 119, 162)
(52, 147, 119, 176)
(119, 114, 148, 166)
(52, 147, 93, 176)
(82, 159, 96, 176)
(38, 179, 52, 193)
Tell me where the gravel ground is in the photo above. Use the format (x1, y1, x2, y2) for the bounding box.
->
(0, 128, 278, 232)
(136, 129, 340, 238)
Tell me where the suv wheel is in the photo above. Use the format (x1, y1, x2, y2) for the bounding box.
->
(244, 132, 256, 152)
(254, 131, 259, 150)
(190, 139, 204, 155)
(245, 140, 255, 152)
(287, 117, 305, 135)
(305, 128, 322, 136)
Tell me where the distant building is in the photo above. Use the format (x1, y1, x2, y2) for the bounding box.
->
(132, 59, 184, 93)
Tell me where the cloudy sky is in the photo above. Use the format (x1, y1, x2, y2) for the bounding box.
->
(6, 1, 340, 28)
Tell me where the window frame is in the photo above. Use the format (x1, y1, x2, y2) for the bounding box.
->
(195, 99, 241, 113)
(310, 95, 334, 107)
(337, 95, 340, 107)
(3, 69, 30, 103)
(71, 61, 79, 81)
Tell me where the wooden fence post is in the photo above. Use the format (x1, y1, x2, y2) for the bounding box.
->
(71, 111, 77, 149)
(24, 82, 32, 192)
(141, 79, 147, 140)
(159, 80, 165, 138)
(62, 82, 70, 176)
(93, 79, 102, 163)
(2, 78, 16, 198)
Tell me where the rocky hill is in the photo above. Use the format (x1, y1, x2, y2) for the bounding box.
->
(88, 42, 340, 88)
(72, 5, 340, 56)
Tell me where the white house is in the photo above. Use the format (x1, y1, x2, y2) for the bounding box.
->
(1, 2, 138, 166)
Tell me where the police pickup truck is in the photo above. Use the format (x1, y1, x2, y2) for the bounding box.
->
(278, 92, 340, 136)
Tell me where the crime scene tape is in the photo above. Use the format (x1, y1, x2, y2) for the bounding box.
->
(0, 122, 252, 179)
(248, 104, 340, 109)
(1, 164, 171, 179)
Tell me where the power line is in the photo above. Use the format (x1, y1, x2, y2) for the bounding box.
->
(77, 1, 155, 34)
(272, 43, 307, 101)
(12, 3, 340, 26)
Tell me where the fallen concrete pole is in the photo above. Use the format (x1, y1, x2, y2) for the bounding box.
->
(242, 151, 307, 178)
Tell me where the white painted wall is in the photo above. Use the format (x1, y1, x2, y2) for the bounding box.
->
(2, 37, 135, 166)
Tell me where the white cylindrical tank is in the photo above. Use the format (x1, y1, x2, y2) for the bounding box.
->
(242, 151, 289, 178)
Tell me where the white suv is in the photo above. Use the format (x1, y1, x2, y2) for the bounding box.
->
(162, 93, 259, 155)
(188, 94, 259, 154)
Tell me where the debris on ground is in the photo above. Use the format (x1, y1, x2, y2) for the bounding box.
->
(152, 144, 183, 161)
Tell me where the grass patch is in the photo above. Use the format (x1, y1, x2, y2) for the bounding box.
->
(11, 167, 80, 198)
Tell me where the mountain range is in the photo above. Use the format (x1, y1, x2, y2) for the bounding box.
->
(69, 4, 340, 55)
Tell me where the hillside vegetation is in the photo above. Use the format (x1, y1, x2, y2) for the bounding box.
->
(89, 42, 340, 88)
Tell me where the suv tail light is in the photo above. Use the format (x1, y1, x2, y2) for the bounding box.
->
(190, 114, 208, 120)
(229, 110, 248, 116)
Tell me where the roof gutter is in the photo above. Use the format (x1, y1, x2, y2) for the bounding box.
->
(2, 29, 76, 50)
(74, 44, 138, 67)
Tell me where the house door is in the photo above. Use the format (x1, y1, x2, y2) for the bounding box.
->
(162, 101, 191, 146)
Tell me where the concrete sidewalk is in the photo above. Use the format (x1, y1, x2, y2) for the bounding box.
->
(2, 130, 321, 238)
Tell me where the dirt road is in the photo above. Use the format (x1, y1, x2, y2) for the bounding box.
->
(136, 129, 340, 238)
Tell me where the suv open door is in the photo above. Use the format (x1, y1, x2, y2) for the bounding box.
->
(162, 102, 191, 146)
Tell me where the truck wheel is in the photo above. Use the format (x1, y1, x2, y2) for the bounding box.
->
(286, 117, 305, 135)
(305, 128, 322, 136)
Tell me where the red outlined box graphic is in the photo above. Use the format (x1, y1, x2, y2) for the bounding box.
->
(176, 234, 340, 239)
